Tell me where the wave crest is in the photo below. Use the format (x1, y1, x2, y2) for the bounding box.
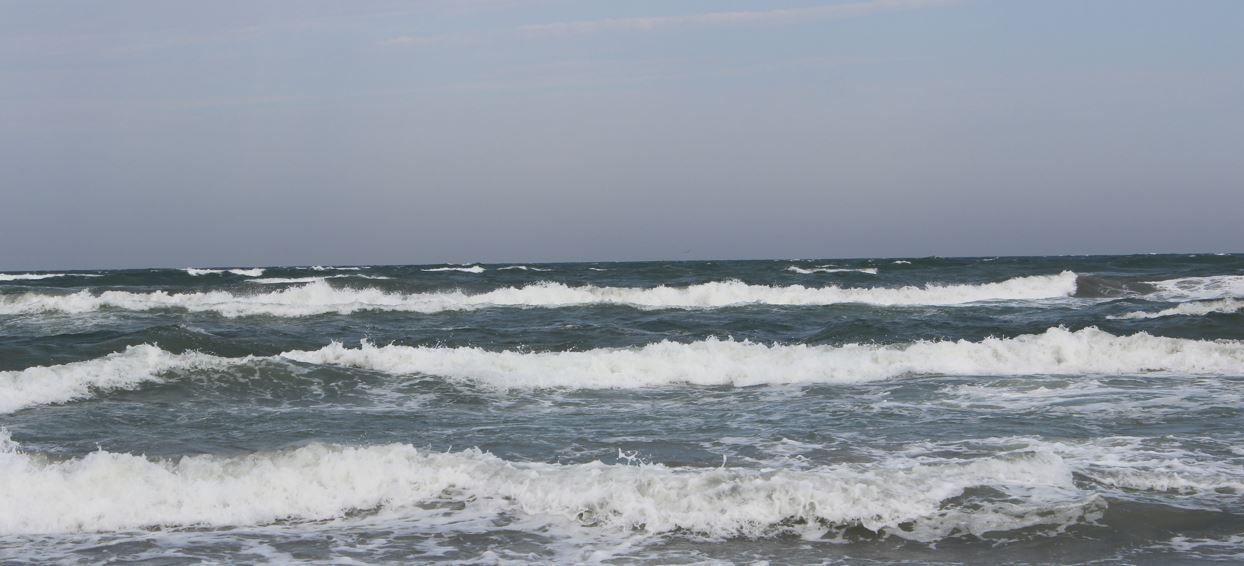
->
(0, 346, 241, 414)
(1112, 298, 1244, 320)
(0, 273, 102, 281)
(184, 268, 265, 277)
(786, 266, 878, 275)
(281, 327, 1244, 389)
(0, 272, 1079, 317)
(0, 434, 1086, 539)
(422, 265, 485, 273)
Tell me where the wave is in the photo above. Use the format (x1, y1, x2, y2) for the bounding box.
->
(786, 266, 878, 275)
(184, 268, 265, 277)
(0, 433, 1091, 540)
(498, 265, 551, 272)
(1111, 298, 1244, 320)
(0, 345, 242, 414)
(0, 272, 1085, 317)
(1148, 275, 1244, 301)
(8, 328, 1239, 413)
(0, 273, 102, 281)
(280, 328, 1244, 389)
(893, 260, 912, 265)
(247, 275, 392, 285)
(307, 266, 362, 271)
(422, 265, 485, 274)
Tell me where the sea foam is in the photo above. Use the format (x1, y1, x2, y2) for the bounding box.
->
(422, 265, 486, 273)
(0, 433, 1086, 540)
(786, 266, 878, 275)
(0, 272, 1080, 317)
(184, 268, 265, 277)
(1148, 275, 1244, 301)
(0, 345, 242, 414)
(281, 327, 1244, 389)
(247, 275, 392, 285)
(1112, 298, 1244, 320)
(0, 273, 102, 281)
(6, 328, 1241, 413)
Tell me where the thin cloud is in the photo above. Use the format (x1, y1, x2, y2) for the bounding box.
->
(521, 0, 955, 37)
(383, 35, 450, 47)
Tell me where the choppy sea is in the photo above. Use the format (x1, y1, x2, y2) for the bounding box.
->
(3, 254, 1244, 564)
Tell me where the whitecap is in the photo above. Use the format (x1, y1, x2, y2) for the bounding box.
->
(1146, 275, 1244, 301)
(1110, 298, 1244, 320)
(0, 273, 102, 281)
(786, 266, 878, 275)
(0, 272, 1080, 317)
(281, 327, 1244, 389)
(184, 268, 265, 277)
(0, 345, 245, 414)
(421, 266, 486, 274)
(0, 433, 1087, 541)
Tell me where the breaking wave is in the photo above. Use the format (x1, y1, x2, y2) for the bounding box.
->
(498, 265, 551, 272)
(7, 328, 1240, 413)
(0, 433, 1091, 540)
(0, 345, 242, 414)
(786, 266, 878, 275)
(0, 273, 1080, 317)
(281, 327, 1244, 389)
(247, 275, 391, 285)
(422, 265, 486, 274)
(0, 273, 101, 281)
(1148, 275, 1244, 301)
(1111, 298, 1244, 320)
(184, 268, 265, 277)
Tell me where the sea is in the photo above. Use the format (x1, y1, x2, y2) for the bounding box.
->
(2, 254, 1243, 564)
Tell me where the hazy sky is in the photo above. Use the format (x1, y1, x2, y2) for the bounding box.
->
(2, 0, 1241, 269)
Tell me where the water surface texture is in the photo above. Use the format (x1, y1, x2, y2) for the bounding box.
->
(2, 255, 1243, 563)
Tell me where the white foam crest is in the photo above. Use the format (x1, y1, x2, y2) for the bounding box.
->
(0, 282, 424, 317)
(0, 436, 1084, 539)
(0, 273, 1080, 317)
(184, 268, 265, 277)
(307, 265, 362, 271)
(421, 265, 486, 274)
(247, 275, 391, 285)
(786, 266, 878, 275)
(0, 273, 102, 281)
(498, 265, 551, 272)
(893, 260, 912, 265)
(941, 377, 1243, 418)
(995, 437, 1244, 497)
(1148, 275, 1244, 301)
(0, 346, 241, 414)
(280, 328, 1244, 389)
(1112, 298, 1244, 320)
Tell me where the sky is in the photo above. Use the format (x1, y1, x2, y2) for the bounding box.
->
(1, 0, 1241, 270)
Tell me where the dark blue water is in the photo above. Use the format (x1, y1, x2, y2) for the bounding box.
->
(2, 255, 1243, 563)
